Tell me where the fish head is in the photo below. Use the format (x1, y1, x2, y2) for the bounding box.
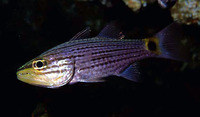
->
(16, 55, 75, 88)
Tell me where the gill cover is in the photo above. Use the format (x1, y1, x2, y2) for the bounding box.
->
(47, 56, 75, 88)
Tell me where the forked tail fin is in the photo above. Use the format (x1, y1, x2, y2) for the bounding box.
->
(155, 22, 190, 61)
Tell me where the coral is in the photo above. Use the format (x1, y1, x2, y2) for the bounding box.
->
(171, 0, 200, 25)
(123, 0, 142, 12)
(122, 0, 156, 12)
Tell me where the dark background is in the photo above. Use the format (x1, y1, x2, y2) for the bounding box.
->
(2, 0, 200, 117)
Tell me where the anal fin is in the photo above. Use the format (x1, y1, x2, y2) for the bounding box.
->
(118, 63, 141, 82)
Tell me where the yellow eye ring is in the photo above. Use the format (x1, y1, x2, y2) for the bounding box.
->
(32, 59, 47, 70)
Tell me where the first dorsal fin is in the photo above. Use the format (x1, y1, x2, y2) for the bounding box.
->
(70, 27, 91, 41)
(97, 21, 125, 39)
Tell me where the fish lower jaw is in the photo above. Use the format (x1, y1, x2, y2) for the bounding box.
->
(18, 77, 56, 88)
(17, 74, 65, 88)
(17, 74, 53, 88)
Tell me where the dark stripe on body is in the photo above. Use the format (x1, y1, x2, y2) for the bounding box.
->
(40, 38, 152, 80)
(42, 38, 143, 57)
(43, 38, 144, 62)
(77, 49, 149, 71)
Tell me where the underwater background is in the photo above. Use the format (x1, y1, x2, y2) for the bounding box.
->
(2, 0, 200, 117)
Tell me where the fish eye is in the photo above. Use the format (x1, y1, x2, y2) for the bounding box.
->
(36, 61, 43, 68)
(148, 41, 157, 51)
(32, 59, 47, 69)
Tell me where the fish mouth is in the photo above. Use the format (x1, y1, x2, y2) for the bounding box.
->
(16, 69, 53, 87)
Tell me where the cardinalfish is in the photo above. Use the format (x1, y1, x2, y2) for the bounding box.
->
(17, 22, 188, 88)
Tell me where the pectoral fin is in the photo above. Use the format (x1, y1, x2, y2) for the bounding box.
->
(118, 63, 141, 82)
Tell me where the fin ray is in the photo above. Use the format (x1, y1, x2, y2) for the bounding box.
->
(70, 27, 91, 41)
(118, 63, 141, 82)
(97, 21, 125, 39)
(155, 22, 190, 61)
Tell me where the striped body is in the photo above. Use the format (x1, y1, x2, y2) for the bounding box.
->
(41, 37, 154, 84)
(17, 22, 184, 88)
(17, 37, 155, 88)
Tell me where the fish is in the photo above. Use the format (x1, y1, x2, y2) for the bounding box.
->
(16, 22, 188, 88)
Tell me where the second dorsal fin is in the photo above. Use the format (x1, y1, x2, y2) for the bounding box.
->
(97, 21, 125, 39)
(70, 27, 91, 41)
